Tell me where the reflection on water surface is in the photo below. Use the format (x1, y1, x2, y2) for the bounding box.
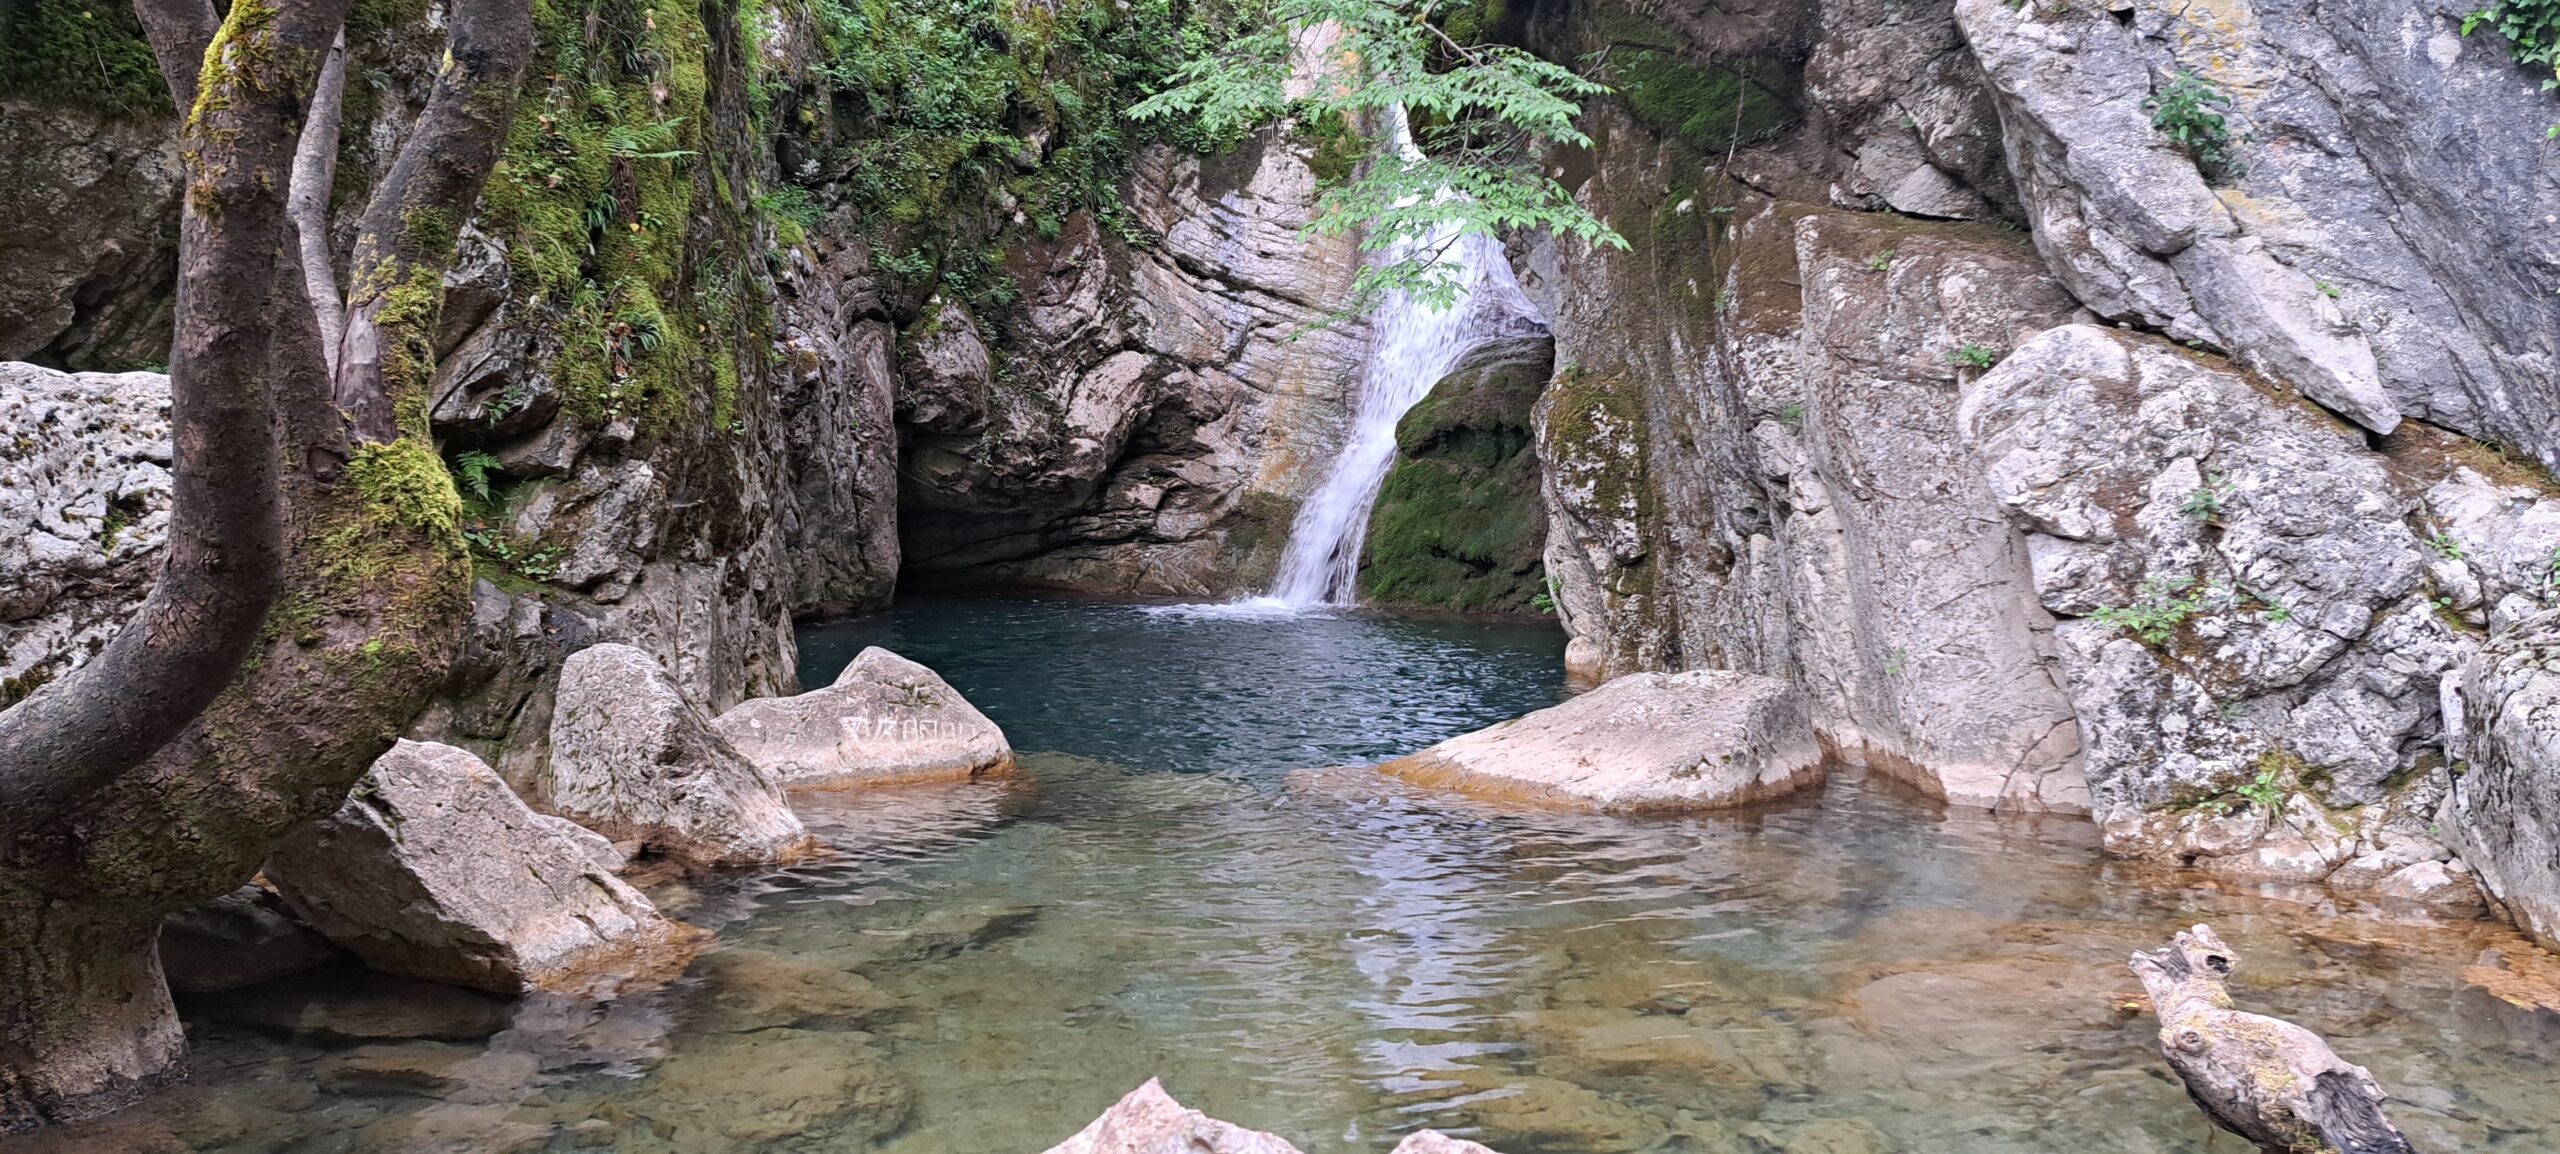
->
(33, 597, 2560, 1152)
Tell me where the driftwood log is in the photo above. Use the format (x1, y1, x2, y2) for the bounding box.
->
(2130, 924, 2417, 1154)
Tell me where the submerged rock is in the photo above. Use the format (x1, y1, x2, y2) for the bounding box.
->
(711, 646, 1013, 790)
(2446, 610, 2560, 948)
(1041, 1080, 1300, 1154)
(159, 883, 344, 994)
(630, 1028, 913, 1147)
(1374, 670, 1821, 811)
(266, 740, 706, 995)
(545, 643, 814, 867)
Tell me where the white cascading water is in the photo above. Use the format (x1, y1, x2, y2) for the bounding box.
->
(1262, 107, 1536, 609)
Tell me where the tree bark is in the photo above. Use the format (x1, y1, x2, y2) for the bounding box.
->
(0, 895, 182, 1130)
(0, 0, 530, 1129)
(128, 0, 217, 110)
(0, 0, 366, 842)
(293, 32, 351, 372)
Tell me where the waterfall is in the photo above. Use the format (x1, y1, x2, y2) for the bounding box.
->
(1262, 108, 1537, 609)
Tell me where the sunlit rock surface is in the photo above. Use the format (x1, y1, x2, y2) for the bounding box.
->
(0, 362, 168, 709)
(1041, 1079, 1302, 1154)
(265, 740, 705, 994)
(713, 645, 1013, 789)
(544, 643, 814, 867)
(2448, 610, 2560, 948)
(1376, 670, 1821, 811)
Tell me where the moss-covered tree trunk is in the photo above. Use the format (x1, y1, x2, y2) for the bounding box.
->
(0, 0, 528, 1129)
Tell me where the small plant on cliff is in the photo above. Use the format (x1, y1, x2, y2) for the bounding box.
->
(1867, 248, 1897, 272)
(2146, 71, 2239, 180)
(2234, 758, 2288, 813)
(2426, 532, 2468, 561)
(2181, 471, 2234, 520)
(2092, 575, 2211, 646)
(2463, 0, 2560, 133)
(449, 451, 506, 505)
(1129, 0, 1627, 313)
(1947, 343, 1999, 371)
(1530, 576, 1561, 614)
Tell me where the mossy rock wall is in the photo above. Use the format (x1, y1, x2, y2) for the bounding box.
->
(1359, 334, 1555, 615)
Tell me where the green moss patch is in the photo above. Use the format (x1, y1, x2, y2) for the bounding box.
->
(1359, 338, 1554, 615)
(0, 0, 168, 116)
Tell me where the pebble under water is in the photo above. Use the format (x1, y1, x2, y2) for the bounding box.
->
(35, 596, 2560, 1153)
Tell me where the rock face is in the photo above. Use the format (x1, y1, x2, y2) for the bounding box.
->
(1377, 670, 1822, 811)
(2447, 611, 2560, 948)
(0, 363, 169, 708)
(1965, 325, 2478, 886)
(1360, 333, 1554, 615)
(713, 646, 1013, 790)
(1956, 0, 2560, 464)
(543, 644, 814, 867)
(0, 99, 177, 368)
(897, 139, 1371, 597)
(1526, 102, 2091, 810)
(265, 741, 705, 994)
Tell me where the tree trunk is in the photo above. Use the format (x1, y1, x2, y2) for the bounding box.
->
(292, 32, 350, 372)
(0, 0, 364, 838)
(0, 0, 530, 1129)
(0, 894, 183, 1130)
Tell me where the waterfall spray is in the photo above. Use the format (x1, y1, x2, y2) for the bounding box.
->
(1263, 108, 1537, 609)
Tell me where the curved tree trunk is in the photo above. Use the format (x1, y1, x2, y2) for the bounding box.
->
(0, 0, 530, 1129)
(293, 32, 351, 372)
(0, 0, 355, 840)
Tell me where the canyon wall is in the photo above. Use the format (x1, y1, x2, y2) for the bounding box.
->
(1520, 0, 2560, 920)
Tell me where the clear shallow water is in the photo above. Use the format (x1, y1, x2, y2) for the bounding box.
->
(35, 598, 2560, 1153)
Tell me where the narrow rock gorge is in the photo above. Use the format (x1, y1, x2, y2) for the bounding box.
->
(9, 0, 2560, 1145)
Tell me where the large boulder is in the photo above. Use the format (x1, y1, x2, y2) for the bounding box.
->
(544, 644, 815, 867)
(2446, 611, 2560, 948)
(1374, 671, 1822, 811)
(712, 646, 1013, 790)
(1041, 1080, 1300, 1154)
(266, 741, 706, 994)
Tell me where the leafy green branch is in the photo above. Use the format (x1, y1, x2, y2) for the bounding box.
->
(1128, 0, 1628, 313)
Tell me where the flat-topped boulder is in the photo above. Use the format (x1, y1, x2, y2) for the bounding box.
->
(1043, 1080, 1505, 1154)
(266, 741, 706, 994)
(1374, 670, 1823, 811)
(712, 646, 1013, 790)
(546, 643, 816, 867)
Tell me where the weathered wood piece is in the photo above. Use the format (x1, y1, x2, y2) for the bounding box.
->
(2131, 924, 2417, 1154)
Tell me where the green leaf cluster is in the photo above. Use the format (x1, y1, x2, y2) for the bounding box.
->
(2145, 71, 2239, 180)
(1128, 0, 1628, 313)
(0, 0, 167, 116)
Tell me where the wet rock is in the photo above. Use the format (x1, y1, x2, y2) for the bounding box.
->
(313, 1042, 482, 1098)
(185, 967, 514, 1044)
(1375, 670, 1821, 811)
(2445, 610, 2560, 945)
(832, 903, 1042, 970)
(0, 363, 170, 708)
(266, 740, 705, 994)
(1737, 1118, 1890, 1154)
(1427, 1070, 1666, 1153)
(1359, 334, 1554, 614)
(711, 645, 1013, 790)
(685, 948, 900, 1033)
(1041, 1079, 1301, 1154)
(775, 244, 902, 616)
(632, 1028, 913, 1147)
(545, 644, 815, 868)
(1389, 1134, 1505, 1154)
(159, 883, 343, 994)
